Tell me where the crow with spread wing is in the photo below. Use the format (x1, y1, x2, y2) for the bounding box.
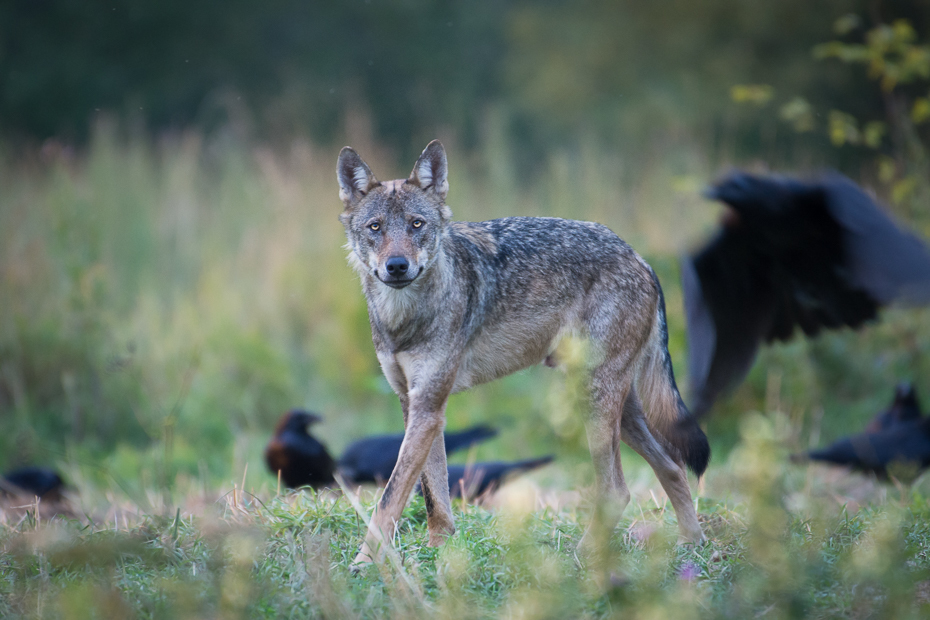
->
(683, 172, 930, 417)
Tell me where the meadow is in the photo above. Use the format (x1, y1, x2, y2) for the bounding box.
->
(3, 119, 930, 618)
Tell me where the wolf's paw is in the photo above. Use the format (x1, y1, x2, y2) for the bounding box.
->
(349, 551, 375, 574)
(676, 529, 707, 546)
(427, 523, 455, 547)
(349, 541, 383, 573)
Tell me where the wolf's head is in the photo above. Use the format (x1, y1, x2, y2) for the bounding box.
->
(337, 141, 452, 289)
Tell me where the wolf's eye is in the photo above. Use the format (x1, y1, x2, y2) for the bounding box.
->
(412, 219, 424, 229)
(369, 222, 380, 232)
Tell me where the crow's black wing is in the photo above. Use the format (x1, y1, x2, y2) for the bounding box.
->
(447, 456, 554, 499)
(682, 229, 777, 418)
(337, 434, 405, 483)
(443, 425, 498, 455)
(684, 172, 930, 417)
(1, 467, 65, 498)
(822, 175, 930, 305)
(807, 419, 930, 479)
(339, 425, 498, 484)
(807, 435, 883, 474)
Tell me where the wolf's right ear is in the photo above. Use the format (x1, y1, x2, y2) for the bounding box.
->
(337, 147, 379, 206)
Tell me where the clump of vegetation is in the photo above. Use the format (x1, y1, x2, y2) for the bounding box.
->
(2, 413, 930, 619)
(5, 10, 930, 616)
(3, 115, 930, 618)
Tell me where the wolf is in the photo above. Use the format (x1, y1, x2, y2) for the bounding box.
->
(337, 140, 709, 566)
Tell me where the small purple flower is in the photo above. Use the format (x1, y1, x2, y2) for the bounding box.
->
(678, 561, 701, 582)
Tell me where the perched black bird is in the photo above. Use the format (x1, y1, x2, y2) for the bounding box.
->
(865, 383, 922, 433)
(1, 466, 66, 500)
(338, 424, 498, 484)
(682, 172, 930, 417)
(445, 456, 555, 500)
(264, 410, 336, 489)
(805, 416, 930, 480)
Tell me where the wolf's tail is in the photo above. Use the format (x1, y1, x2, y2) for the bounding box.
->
(635, 271, 711, 477)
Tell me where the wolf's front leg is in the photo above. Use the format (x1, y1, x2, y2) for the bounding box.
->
(419, 432, 455, 545)
(352, 406, 448, 567)
(400, 387, 455, 545)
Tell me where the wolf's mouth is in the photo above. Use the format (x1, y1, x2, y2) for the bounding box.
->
(377, 267, 422, 289)
(383, 279, 414, 289)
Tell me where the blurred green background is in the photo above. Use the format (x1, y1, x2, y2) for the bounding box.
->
(4, 0, 930, 501)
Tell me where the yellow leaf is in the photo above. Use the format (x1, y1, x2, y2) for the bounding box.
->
(892, 20, 917, 45)
(877, 156, 897, 183)
(892, 176, 918, 204)
(912, 98, 930, 124)
(833, 14, 861, 36)
(779, 97, 815, 132)
(828, 110, 860, 146)
(863, 121, 885, 148)
(730, 84, 774, 106)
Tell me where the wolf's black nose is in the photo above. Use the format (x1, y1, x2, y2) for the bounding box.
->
(386, 256, 409, 276)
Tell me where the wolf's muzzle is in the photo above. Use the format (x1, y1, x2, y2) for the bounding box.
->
(380, 257, 420, 288)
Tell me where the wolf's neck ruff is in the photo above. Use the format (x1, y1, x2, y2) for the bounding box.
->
(347, 237, 452, 335)
(366, 255, 442, 333)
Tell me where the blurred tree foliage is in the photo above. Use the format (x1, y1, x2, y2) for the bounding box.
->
(731, 13, 930, 217)
(0, 0, 509, 153)
(814, 16, 930, 210)
(4, 0, 930, 166)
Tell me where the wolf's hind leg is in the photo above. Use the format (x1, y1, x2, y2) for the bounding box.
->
(585, 371, 633, 535)
(419, 432, 456, 546)
(620, 392, 705, 543)
(578, 367, 633, 582)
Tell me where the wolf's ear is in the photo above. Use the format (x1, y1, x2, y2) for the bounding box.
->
(337, 147, 379, 206)
(408, 140, 449, 201)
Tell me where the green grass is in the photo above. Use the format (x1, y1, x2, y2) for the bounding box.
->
(4, 122, 930, 617)
(3, 414, 930, 618)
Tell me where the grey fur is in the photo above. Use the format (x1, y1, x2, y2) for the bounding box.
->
(338, 140, 709, 566)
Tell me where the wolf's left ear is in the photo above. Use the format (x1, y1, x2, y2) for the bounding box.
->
(337, 147, 379, 206)
(409, 140, 449, 201)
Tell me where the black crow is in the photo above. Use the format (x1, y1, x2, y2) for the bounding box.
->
(864, 383, 922, 433)
(1, 466, 65, 500)
(682, 172, 930, 417)
(445, 455, 555, 500)
(338, 424, 498, 484)
(264, 410, 336, 489)
(805, 416, 930, 480)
